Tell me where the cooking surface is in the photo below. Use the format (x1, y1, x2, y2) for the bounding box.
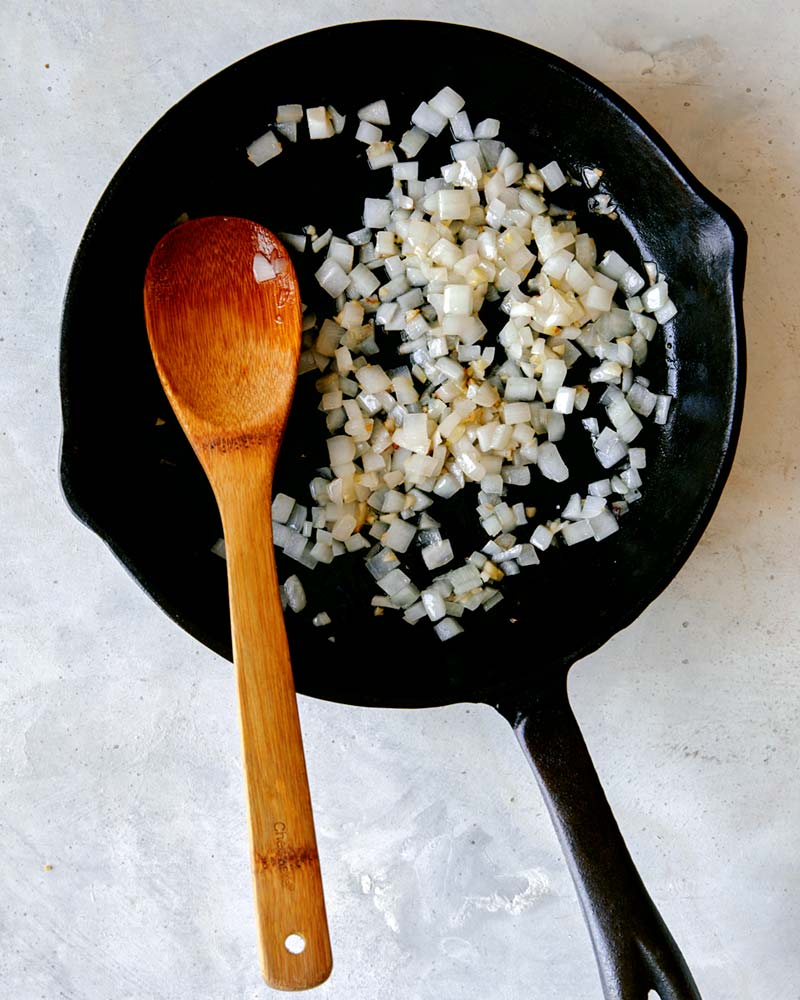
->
(2, 3, 798, 999)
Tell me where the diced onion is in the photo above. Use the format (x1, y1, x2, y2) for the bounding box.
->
(539, 160, 567, 191)
(276, 104, 303, 124)
(253, 90, 677, 639)
(434, 617, 464, 641)
(358, 99, 391, 125)
(411, 101, 448, 136)
(247, 130, 282, 166)
(252, 253, 276, 283)
(306, 106, 334, 139)
(283, 575, 307, 612)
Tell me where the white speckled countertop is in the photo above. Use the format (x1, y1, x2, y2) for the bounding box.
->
(2, 3, 798, 998)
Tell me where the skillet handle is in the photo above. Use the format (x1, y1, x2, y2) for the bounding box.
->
(502, 671, 701, 1000)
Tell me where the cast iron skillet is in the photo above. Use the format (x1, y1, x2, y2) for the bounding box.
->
(59, 20, 746, 999)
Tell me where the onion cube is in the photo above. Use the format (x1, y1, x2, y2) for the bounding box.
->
(327, 435, 356, 465)
(433, 474, 461, 499)
(481, 514, 502, 536)
(366, 547, 400, 580)
(584, 284, 614, 312)
(345, 534, 370, 553)
(271, 493, 295, 524)
(540, 358, 567, 399)
(588, 479, 612, 497)
(321, 391, 342, 411)
(606, 395, 635, 429)
(363, 197, 392, 229)
(393, 160, 419, 181)
(481, 473, 504, 494)
(375, 231, 397, 256)
(450, 110, 473, 140)
(554, 386, 576, 414)
(581, 495, 607, 518)
(315, 258, 350, 297)
(590, 509, 620, 541)
(367, 141, 397, 170)
(632, 312, 658, 341)
(377, 567, 412, 596)
(252, 254, 275, 283)
(421, 539, 454, 570)
(436, 189, 471, 221)
(502, 402, 531, 425)
(391, 583, 421, 609)
(246, 130, 282, 166)
(331, 515, 357, 541)
(358, 99, 391, 125)
(542, 249, 574, 281)
(482, 591, 504, 611)
(411, 101, 448, 136)
(504, 377, 538, 402)
(590, 360, 623, 384)
(348, 262, 381, 297)
(620, 267, 646, 296)
(517, 544, 540, 566)
(328, 106, 346, 133)
(561, 520, 594, 545)
(537, 442, 569, 482)
(421, 589, 447, 622)
(597, 250, 629, 281)
(616, 412, 643, 444)
(539, 160, 567, 191)
(443, 284, 472, 316)
(434, 617, 464, 641)
(399, 126, 429, 157)
(654, 299, 678, 324)
(306, 106, 334, 139)
(356, 120, 382, 144)
(309, 542, 334, 564)
(545, 410, 566, 441)
(503, 466, 531, 486)
(276, 122, 297, 143)
(450, 564, 482, 595)
(621, 467, 642, 491)
(283, 575, 307, 612)
(382, 520, 417, 553)
(474, 118, 500, 139)
(594, 427, 621, 453)
(641, 281, 669, 312)
(593, 436, 628, 470)
(582, 166, 602, 188)
(531, 525, 553, 550)
(429, 86, 465, 119)
(403, 601, 428, 624)
(276, 104, 303, 123)
(654, 394, 672, 425)
(562, 494, 583, 519)
(611, 475, 627, 495)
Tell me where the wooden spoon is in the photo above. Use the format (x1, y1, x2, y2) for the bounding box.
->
(143, 216, 332, 991)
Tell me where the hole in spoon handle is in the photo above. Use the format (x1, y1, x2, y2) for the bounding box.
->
(284, 933, 306, 955)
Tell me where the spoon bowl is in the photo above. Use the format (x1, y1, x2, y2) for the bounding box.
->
(144, 217, 301, 464)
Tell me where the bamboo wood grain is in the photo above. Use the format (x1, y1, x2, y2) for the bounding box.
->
(143, 217, 332, 991)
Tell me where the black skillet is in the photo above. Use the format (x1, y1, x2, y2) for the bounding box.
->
(59, 20, 746, 999)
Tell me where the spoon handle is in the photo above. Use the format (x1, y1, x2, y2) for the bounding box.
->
(218, 465, 332, 991)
